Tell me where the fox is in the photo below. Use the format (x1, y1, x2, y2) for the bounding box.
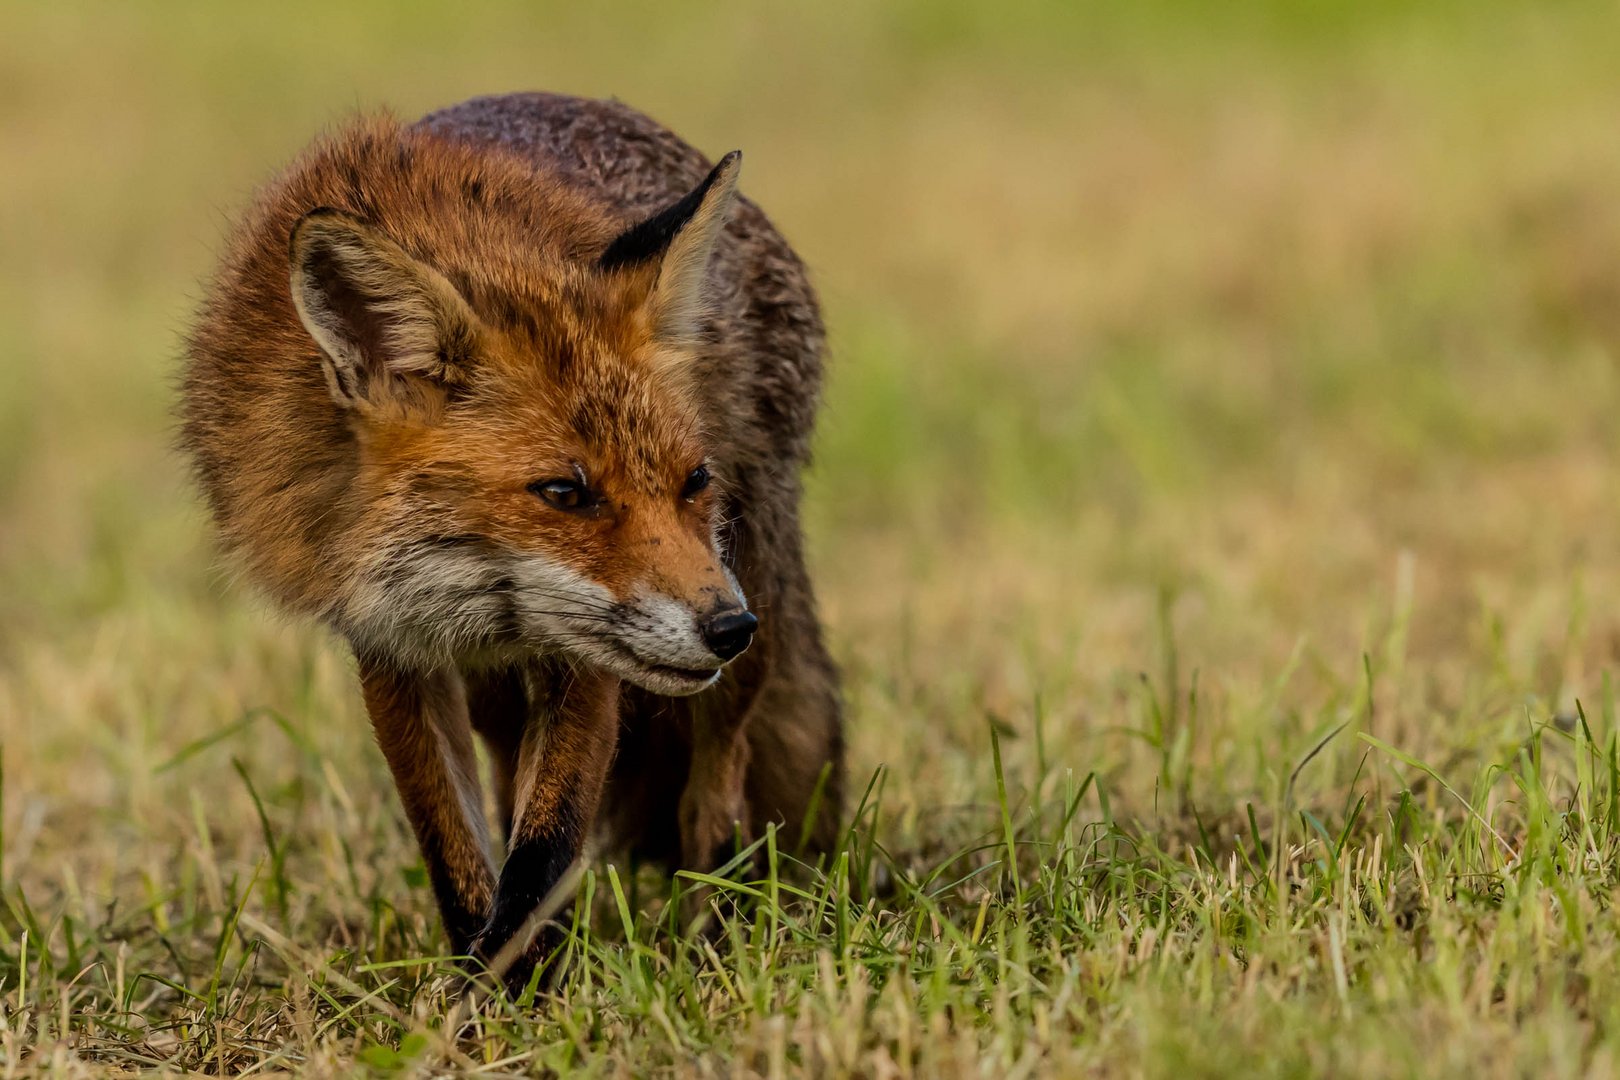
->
(180, 92, 843, 989)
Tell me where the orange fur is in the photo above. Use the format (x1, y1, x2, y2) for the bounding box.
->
(182, 94, 843, 991)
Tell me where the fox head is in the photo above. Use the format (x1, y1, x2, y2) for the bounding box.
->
(287, 153, 754, 695)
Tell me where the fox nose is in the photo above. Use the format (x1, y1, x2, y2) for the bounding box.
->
(701, 609, 757, 662)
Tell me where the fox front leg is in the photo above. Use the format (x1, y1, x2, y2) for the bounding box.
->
(679, 706, 752, 874)
(474, 666, 621, 994)
(462, 664, 528, 841)
(357, 658, 496, 955)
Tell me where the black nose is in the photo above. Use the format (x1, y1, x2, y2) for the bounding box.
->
(701, 609, 757, 662)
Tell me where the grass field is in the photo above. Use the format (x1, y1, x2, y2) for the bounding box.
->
(8, 1, 1620, 1074)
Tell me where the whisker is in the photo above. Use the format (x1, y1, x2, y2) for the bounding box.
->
(525, 587, 619, 614)
(520, 608, 616, 623)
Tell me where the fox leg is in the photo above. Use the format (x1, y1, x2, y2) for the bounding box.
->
(358, 657, 495, 955)
(678, 707, 753, 872)
(670, 706, 755, 936)
(676, 579, 843, 872)
(475, 665, 620, 992)
(463, 665, 528, 840)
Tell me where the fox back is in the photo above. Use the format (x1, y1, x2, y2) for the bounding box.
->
(181, 96, 825, 692)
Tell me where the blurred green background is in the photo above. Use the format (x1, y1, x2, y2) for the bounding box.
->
(9, 0, 1620, 880)
(7, 1, 1620, 1069)
(9, 0, 1620, 890)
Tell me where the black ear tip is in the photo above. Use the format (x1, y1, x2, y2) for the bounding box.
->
(597, 151, 742, 271)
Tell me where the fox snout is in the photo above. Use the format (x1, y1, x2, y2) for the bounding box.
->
(588, 580, 754, 696)
(701, 608, 757, 661)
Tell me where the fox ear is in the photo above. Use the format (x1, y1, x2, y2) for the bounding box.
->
(598, 151, 741, 344)
(289, 208, 481, 415)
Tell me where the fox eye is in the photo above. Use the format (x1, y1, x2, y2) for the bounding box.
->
(530, 478, 594, 512)
(681, 464, 711, 500)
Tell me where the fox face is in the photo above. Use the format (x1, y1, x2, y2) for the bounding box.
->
(289, 153, 754, 695)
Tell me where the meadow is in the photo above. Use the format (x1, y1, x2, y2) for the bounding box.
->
(6, 2, 1620, 1074)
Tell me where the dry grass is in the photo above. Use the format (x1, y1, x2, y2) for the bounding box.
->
(7, 2, 1620, 1075)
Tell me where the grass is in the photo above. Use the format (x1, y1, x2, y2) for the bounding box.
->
(7, 0, 1620, 1074)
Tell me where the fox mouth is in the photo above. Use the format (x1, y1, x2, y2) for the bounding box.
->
(587, 637, 721, 695)
(620, 653, 722, 694)
(644, 660, 721, 683)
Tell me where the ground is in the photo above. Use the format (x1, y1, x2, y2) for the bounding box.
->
(6, 2, 1620, 1076)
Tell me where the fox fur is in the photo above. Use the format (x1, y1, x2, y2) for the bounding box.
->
(180, 93, 843, 987)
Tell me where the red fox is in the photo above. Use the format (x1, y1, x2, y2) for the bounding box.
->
(181, 93, 843, 988)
